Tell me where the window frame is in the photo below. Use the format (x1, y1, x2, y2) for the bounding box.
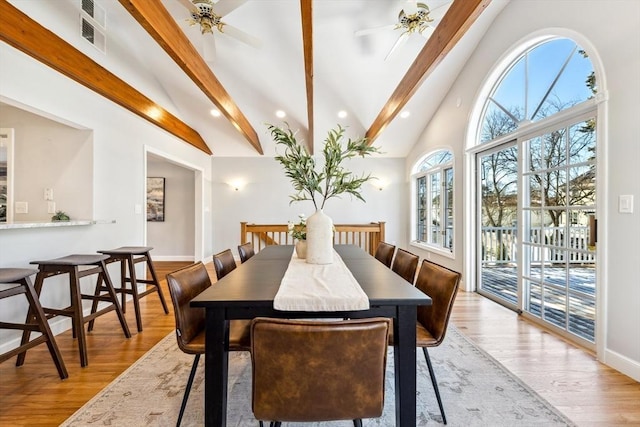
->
(411, 150, 455, 257)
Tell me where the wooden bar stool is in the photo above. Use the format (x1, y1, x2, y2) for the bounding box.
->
(0, 268, 68, 379)
(22, 254, 131, 367)
(96, 246, 169, 332)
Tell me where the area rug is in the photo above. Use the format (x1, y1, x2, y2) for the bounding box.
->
(61, 326, 575, 426)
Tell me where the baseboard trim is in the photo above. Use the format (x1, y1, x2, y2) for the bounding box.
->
(151, 255, 194, 262)
(604, 348, 640, 382)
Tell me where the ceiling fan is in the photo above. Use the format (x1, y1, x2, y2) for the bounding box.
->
(355, 1, 448, 60)
(175, 0, 260, 62)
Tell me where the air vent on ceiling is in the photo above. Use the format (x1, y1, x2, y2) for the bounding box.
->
(81, 0, 106, 28)
(80, 0, 106, 53)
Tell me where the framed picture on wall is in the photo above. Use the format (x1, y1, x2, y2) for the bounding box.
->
(147, 177, 165, 222)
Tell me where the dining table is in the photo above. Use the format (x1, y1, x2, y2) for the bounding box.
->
(190, 244, 432, 426)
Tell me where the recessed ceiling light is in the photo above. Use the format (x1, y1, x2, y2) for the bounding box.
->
(400, 111, 410, 119)
(210, 109, 221, 117)
(337, 110, 348, 118)
(276, 110, 286, 118)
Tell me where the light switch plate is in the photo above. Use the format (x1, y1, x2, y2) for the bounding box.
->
(619, 195, 634, 213)
(48, 201, 56, 214)
(15, 201, 28, 214)
(44, 188, 54, 201)
(134, 204, 142, 214)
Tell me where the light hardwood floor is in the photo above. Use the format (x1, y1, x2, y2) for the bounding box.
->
(1, 261, 638, 426)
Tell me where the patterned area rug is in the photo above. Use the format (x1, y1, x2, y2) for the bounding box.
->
(61, 326, 575, 426)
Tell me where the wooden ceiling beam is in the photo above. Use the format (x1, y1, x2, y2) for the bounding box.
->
(0, 0, 211, 155)
(365, 0, 492, 144)
(119, 0, 263, 154)
(300, 0, 314, 154)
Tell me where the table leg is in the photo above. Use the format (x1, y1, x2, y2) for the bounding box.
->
(205, 308, 229, 427)
(395, 305, 417, 426)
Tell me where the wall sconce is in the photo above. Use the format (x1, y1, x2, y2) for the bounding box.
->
(227, 179, 246, 191)
(370, 178, 388, 191)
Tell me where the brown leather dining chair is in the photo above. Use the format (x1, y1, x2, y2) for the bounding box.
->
(391, 248, 419, 284)
(166, 262, 251, 427)
(251, 317, 391, 427)
(212, 248, 237, 280)
(374, 241, 396, 268)
(409, 259, 461, 425)
(237, 242, 255, 264)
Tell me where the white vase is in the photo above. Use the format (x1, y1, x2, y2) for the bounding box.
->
(306, 209, 334, 264)
(295, 240, 307, 259)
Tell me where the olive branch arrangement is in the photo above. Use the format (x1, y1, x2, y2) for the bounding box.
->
(268, 123, 381, 210)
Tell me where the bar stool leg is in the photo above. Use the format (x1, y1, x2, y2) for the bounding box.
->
(22, 277, 69, 379)
(120, 257, 127, 313)
(68, 266, 90, 367)
(145, 252, 169, 314)
(15, 272, 44, 367)
(127, 254, 144, 332)
(99, 260, 131, 339)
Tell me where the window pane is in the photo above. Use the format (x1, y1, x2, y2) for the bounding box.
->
(430, 172, 441, 244)
(480, 102, 519, 142)
(444, 168, 454, 250)
(416, 176, 427, 242)
(544, 128, 567, 168)
(480, 38, 596, 144)
(568, 119, 596, 165)
(492, 58, 526, 121)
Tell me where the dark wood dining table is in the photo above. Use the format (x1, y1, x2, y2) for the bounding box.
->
(191, 244, 431, 426)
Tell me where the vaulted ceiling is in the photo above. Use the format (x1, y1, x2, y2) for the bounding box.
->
(1, 0, 509, 157)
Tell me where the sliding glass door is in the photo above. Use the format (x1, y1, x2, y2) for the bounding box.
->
(477, 142, 519, 309)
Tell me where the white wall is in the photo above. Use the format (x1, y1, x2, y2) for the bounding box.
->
(147, 158, 195, 260)
(0, 104, 93, 221)
(406, 0, 640, 380)
(0, 44, 214, 349)
(211, 156, 407, 259)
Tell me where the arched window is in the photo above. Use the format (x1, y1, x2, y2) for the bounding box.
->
(479, 38, 595, 143)
(412, 150, 453, 252)
(471, 36, 598, 345)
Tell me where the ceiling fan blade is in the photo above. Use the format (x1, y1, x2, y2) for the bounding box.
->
(385, 32, 409, 61)
(354, 24, 396, 37)
(419, 25, 435, 39)
(175, 0, 198, 13)
(214, 0, 248, 17)
(220, 23, 261, 48)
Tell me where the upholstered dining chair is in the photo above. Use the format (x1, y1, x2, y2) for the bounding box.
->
(251, 317, 391, 427)
(400, 259, 461, 425)
(212, 248, 237, 280)
(166, 262, 251, 427)
(374, 241, 396, 268)
(391, 248, 419, 284)
(237, 242, 255, 264)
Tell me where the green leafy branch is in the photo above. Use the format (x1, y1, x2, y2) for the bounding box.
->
(268, 123, 381, 210)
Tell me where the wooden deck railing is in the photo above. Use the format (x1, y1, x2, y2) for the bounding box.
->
(240, 222, 386, 256)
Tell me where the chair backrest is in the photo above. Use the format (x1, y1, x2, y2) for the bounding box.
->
(391, 248, 419, 284)
(165, 262, 211, 354)
(237, 242, 255, 264)
(415, 259, 461, 346)
(213, 249, 236, 280)
(374, 241, 396, 268)
(251, 317, 390, 423)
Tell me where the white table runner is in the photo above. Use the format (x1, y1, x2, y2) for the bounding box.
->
(273, 248, 370, 311)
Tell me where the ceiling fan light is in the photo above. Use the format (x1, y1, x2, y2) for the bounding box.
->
(400, 111, 411, 118)
(337, 110, 348, 118)
(276, 110, 286, 118)
(396, 2, 434, 35)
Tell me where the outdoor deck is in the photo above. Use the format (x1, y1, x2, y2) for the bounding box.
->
(481, 265, 596, 341)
